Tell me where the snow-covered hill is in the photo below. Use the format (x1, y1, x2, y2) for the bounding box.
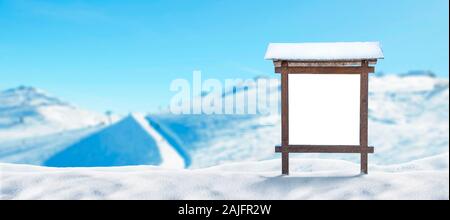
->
(369, 74, 449, 164)
(0, 87, 189, 168)
(0, 86, 111, 140)
(1, 152, 447, 200)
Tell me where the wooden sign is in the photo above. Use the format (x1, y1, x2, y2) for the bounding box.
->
(265, 42, 384, 175)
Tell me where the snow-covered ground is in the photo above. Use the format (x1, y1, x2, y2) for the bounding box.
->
(1, 153, 447, 200)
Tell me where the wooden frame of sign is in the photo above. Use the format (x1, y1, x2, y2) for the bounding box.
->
(272, 59, 377, 175)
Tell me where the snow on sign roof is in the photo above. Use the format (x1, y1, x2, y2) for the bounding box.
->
(264, 42, 384, 61)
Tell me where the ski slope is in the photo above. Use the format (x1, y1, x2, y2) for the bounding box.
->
(131, 113, 185, 169)
(43, 114, 188, 168)
(0, 87, 189, 168)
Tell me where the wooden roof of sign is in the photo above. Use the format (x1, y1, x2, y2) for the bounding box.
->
(264, 42, 384, 62)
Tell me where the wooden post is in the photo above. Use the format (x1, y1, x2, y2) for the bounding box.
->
(360, 60, 369, 174)
(281, 61, 289, 175)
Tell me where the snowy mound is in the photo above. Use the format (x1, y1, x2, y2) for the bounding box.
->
(44, 114, 189, 168)
(0, 86, 109, 139)
(1, 153, 447, 200)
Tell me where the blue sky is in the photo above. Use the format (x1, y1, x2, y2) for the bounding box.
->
(0, 0, 448, 114)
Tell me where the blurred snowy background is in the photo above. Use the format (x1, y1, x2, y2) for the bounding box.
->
(0, 71, 448, 169)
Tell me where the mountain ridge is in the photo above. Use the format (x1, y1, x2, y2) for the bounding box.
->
(0, 85, 110, 138)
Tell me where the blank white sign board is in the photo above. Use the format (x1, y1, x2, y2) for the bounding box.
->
(288, 74, 360, 145)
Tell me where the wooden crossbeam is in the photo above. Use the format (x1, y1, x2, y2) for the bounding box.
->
(275, 145, 374, 154)
(275, 66, 374, 74)
(273, 60, 378, 67)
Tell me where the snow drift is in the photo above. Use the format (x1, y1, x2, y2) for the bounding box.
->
(1, 153, 447, 200)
